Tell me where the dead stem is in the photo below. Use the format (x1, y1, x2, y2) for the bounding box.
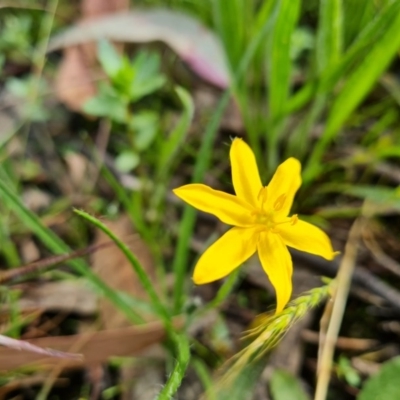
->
(314, 217, 364, 400)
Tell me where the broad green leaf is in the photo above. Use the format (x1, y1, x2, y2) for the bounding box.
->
(130, 112, 159, 151)
(358, 356, 400, 400)
(270, 369, 310, 400)
(83, 84, 126, 122)
(115, 151, 140, 172)
(97, 39, 122, 78)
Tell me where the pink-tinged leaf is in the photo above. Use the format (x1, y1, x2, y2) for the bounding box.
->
(0, 334, 82, 360)
(49, 9, 230, 88)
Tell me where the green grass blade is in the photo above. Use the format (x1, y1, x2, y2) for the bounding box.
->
(266, 0, 300, 168)
(305, 8, 400, 182)
(172, 92, 230, 314)
(266, 0, 300, 122)
(318, 0, 400, 94)
(74, 209, 171, 324)
(286, 1, 400, 114)
(158, 86, 194, 174)
(155, 332, 190, 400)
(212, 0, 246, 70)
(316, 0, 343, 73)
(0, 179, 144, 324)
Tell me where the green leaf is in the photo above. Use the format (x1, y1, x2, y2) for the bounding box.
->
(212, 0, 247, 69)
(115, 151, 140, 172)
(266, 0, 300, 123)
(316, 0, 343, 73)
(270, 369, 310, 400)
(158, 86, 194, 173)
(130, 112, 159, 151)
(83, 85, 126, 122)
(97, 39, 122, 78)
(344, 185, 400, 210)
(305, 3, 400, 182)
(130, 51, 165, 101)
(358, 356, 400, 400)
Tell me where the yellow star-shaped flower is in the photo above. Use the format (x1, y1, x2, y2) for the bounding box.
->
(173, 138, 336, 312)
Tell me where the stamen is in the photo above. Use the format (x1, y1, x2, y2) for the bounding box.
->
(273, 194, 286, 211)
(257, 187, 268, 208)
(290, 214, 298, 225)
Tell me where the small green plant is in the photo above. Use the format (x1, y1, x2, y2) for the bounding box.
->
(6, 76, 49, 122)
(336, 355, 361, 388)
(0, 14, 35, 64)
(84, 40, 166, 172)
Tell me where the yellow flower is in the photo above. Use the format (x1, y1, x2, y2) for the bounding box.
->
(173, 138, 336, 313)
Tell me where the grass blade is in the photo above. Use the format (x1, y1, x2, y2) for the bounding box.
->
(74, 209, 171, 324)
(316, 0, 343, 73)
(0, 179, 144, 324)
(155, 332, 190, 400)
(266, 0, 300, 168)
(305, 7, 400, 182)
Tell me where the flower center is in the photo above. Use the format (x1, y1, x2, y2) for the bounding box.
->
(252, 186, 298, 231)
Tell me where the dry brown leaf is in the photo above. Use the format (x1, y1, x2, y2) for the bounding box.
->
(54, 0, 128, 111)
(54, 46, 97, 111)
(91, 215, 158, 329)
(0, 334, 82, 361)
(0, 318, 182, 371)
(90, 215, 163, 399)
(16, 280, 97, 316)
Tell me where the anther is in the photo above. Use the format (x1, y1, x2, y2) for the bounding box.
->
(290, 214, 298, 225)
(273, 194, 286, 211)
(257, 187, 268, 207)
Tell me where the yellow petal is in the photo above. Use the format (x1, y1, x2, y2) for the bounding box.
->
(193, 227, 258, 284)
(278, 219, 336, 260)
(265, 158, 301, 216)
(257, 232, 293, 313)
(230, 138, 263, 208)
(173, 184, 254, 227)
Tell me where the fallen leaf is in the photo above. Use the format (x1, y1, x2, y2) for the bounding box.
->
(0, 334, 82, 361)
(0, 318, 183, 371)
(91, 215, 158, 328)
(16, 280, 97, 316)
(55, 46, 97, 111)
(49, 9, 230, 89)
(54, 0, 128, 111)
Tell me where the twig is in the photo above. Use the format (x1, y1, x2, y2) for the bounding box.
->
(362, 224, 400, 278)
(0, 241, 113, 284)
(314, 218, 363, 400)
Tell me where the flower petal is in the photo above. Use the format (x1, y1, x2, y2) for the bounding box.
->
(230, 138, 263, 208)
(193, 227, 258, 284)
(265, 158, 301, 216)
(173, 184, 254, 227)
(278, 219, 336, 260)
(257, 232, 293, 313)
